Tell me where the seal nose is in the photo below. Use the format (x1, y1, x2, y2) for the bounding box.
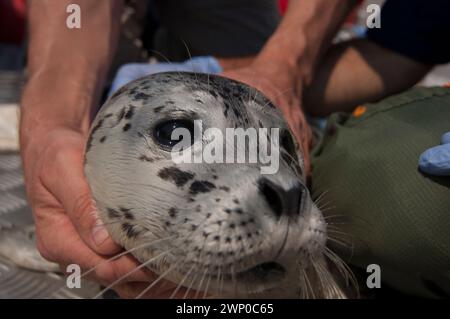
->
(258, 177, 305, 219)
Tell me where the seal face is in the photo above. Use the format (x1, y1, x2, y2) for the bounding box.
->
(84, 72, 343, 298)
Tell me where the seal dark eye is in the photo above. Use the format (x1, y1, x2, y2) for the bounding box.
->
(154, 119, 195, 148)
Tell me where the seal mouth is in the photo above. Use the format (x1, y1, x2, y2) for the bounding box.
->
(237, 262, 286, 282)
(206, 261, 286, 284)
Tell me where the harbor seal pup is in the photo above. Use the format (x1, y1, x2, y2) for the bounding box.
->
(84, 72, 349, 298)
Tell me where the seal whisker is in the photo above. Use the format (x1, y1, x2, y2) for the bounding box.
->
(183, 268, 200, 299)
(147, 213, 212, 298)
(214, 217, 225, 297)
(82, 236, 177, 279)
(297, 265, 308, 299)
(146, 49, 184, 78)
(301, 266, 315, 299)
(327, 228, 353, 239)
(228, 216, 241, 298)
(219, 264, 225, 297)
(181, 40, 199, 85)
(215, 266, 222, 297)
(326, 228, 349, 241)
(312, 258, 345, 298)
(326, 221, 350, 226)
(48, 237, 176, 298)
(251, 87, 260, 106)
(93, 248, 173, 299)
(194, 266, 209, 299)
(326, 229, 356, 264)
(231, 265, 238, 298)
(202, 273, 213, 299)
(324, 214, 372, 232)
(323, 214, 348, 220)
(324, 247, 358, 296)
(319, 206, 337, 213)
(312, 259, 332, 298)
(310, 259, 327, 297)
(327, 236, 353, 250)
(313, 191, 329, 206)
(314, 196, 334, 213)
(193, 229, 212, 298)
(94, 208, 209, 298)
(170, 264, 195, 299)
(316, 200, 334, 211)
(136, 258, 186, 299)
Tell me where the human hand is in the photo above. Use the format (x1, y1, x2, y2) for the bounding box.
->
(20, 124, 195, 298)
(222, 62, 313, 175)
(419, 132, 450, 176)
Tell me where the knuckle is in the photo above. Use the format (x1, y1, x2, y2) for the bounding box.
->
(115, 282, 147, 299)
(114, 285, 134, 299)
(71, 192, 95, 225)
(92, 262, 119, 285)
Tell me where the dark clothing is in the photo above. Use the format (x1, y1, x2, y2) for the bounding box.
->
(367, 0, 450, 65)
(151, 0, 450, 64)
(153, 0, 281, 61)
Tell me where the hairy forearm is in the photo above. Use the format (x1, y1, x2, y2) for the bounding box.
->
(20, 0, 123, 143)
(255, 0, 357, 88)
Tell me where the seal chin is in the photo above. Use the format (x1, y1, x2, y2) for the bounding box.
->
(162, 233, 327, 297)
(212, 261, 286, 286)
(181, 261, 288, 297)
(156, 207, 328, 297)
(236, 262, 286, 282)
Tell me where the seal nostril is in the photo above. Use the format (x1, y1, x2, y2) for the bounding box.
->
(258, 177, 305, 218)
(259, 178, 283, 218)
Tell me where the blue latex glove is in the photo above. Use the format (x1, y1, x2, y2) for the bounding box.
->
(418, 132, 450, 176)
(108, 56, 223, 97)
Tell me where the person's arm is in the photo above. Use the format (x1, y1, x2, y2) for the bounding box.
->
(256, 0, 358, 86)
(20, 1, 180, 298)
(223, 0, 357, 174)
(21, 0, 121, 136)
(303, 39, 432, 116)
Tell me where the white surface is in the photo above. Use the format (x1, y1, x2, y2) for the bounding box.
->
(0, 104, 19, 151)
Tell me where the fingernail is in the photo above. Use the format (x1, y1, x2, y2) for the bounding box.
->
(92, 222, 110, 247)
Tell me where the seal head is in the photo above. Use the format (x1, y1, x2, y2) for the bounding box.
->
(84, 72, 341, 298)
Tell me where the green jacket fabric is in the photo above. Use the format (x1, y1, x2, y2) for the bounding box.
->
(311, 87, 450, 298)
